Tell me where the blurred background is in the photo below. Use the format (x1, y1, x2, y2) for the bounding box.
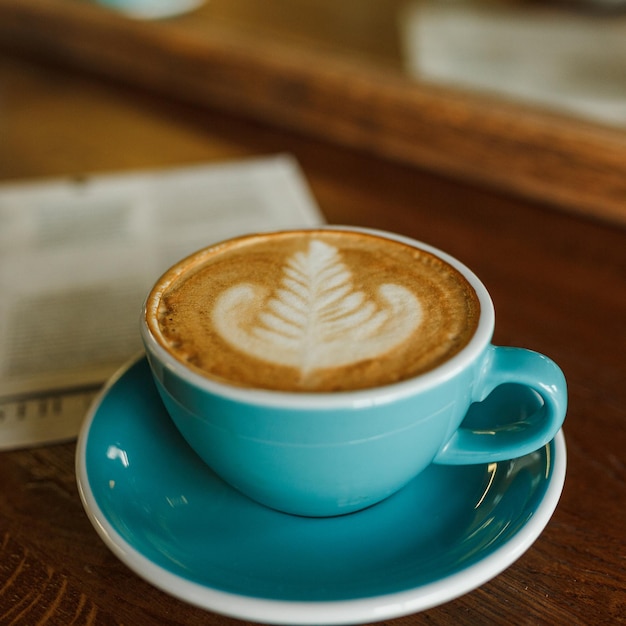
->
(94, 0, 626, 127)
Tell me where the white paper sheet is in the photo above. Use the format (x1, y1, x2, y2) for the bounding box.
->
(0, 155, 325, 449)
(402, 1, 626, 127)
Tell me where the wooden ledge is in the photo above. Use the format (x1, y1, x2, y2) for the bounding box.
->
(1, 0, 625, 226)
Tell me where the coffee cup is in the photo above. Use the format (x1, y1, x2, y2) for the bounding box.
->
(95, 0, 204, 19)
(140, 227, 567, 517)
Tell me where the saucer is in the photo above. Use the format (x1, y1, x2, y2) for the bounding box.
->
(76, 356, 566, 625)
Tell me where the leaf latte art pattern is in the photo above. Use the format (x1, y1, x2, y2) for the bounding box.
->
(213, 240, 422, 380)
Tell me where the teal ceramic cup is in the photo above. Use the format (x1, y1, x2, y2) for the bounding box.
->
(140, 227, 567, 517)
(94, 0, 204, 19)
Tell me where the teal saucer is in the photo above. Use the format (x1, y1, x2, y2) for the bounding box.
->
(76, 356, 566, 625)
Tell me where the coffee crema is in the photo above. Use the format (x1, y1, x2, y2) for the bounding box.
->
(146, 230, 480, 392)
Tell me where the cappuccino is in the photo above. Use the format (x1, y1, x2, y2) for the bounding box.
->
(146, 230, 480, 391)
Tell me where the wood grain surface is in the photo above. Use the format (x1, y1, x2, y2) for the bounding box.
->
(0, 54, 625, 625)
(1, 0, 626, 227)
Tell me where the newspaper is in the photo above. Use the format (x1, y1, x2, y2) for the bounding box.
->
(0, 155, 325, 450)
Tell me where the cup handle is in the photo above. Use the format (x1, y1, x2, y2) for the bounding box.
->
(434, 346, 567, 465)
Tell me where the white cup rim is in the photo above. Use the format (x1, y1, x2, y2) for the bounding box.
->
(141, 226, 495, 409)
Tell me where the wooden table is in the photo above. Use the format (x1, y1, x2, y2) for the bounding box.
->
(1, 52, 625, 626)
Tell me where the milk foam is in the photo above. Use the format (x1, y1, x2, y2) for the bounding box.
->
(150, 230, 480, 392)
(213, 240, 422, 384)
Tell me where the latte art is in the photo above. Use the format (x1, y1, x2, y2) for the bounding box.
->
(147, 230, 480, 391)
(213, 240, 422, 384)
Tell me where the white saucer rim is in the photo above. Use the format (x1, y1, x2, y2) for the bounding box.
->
(75, 355, 567, 625)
